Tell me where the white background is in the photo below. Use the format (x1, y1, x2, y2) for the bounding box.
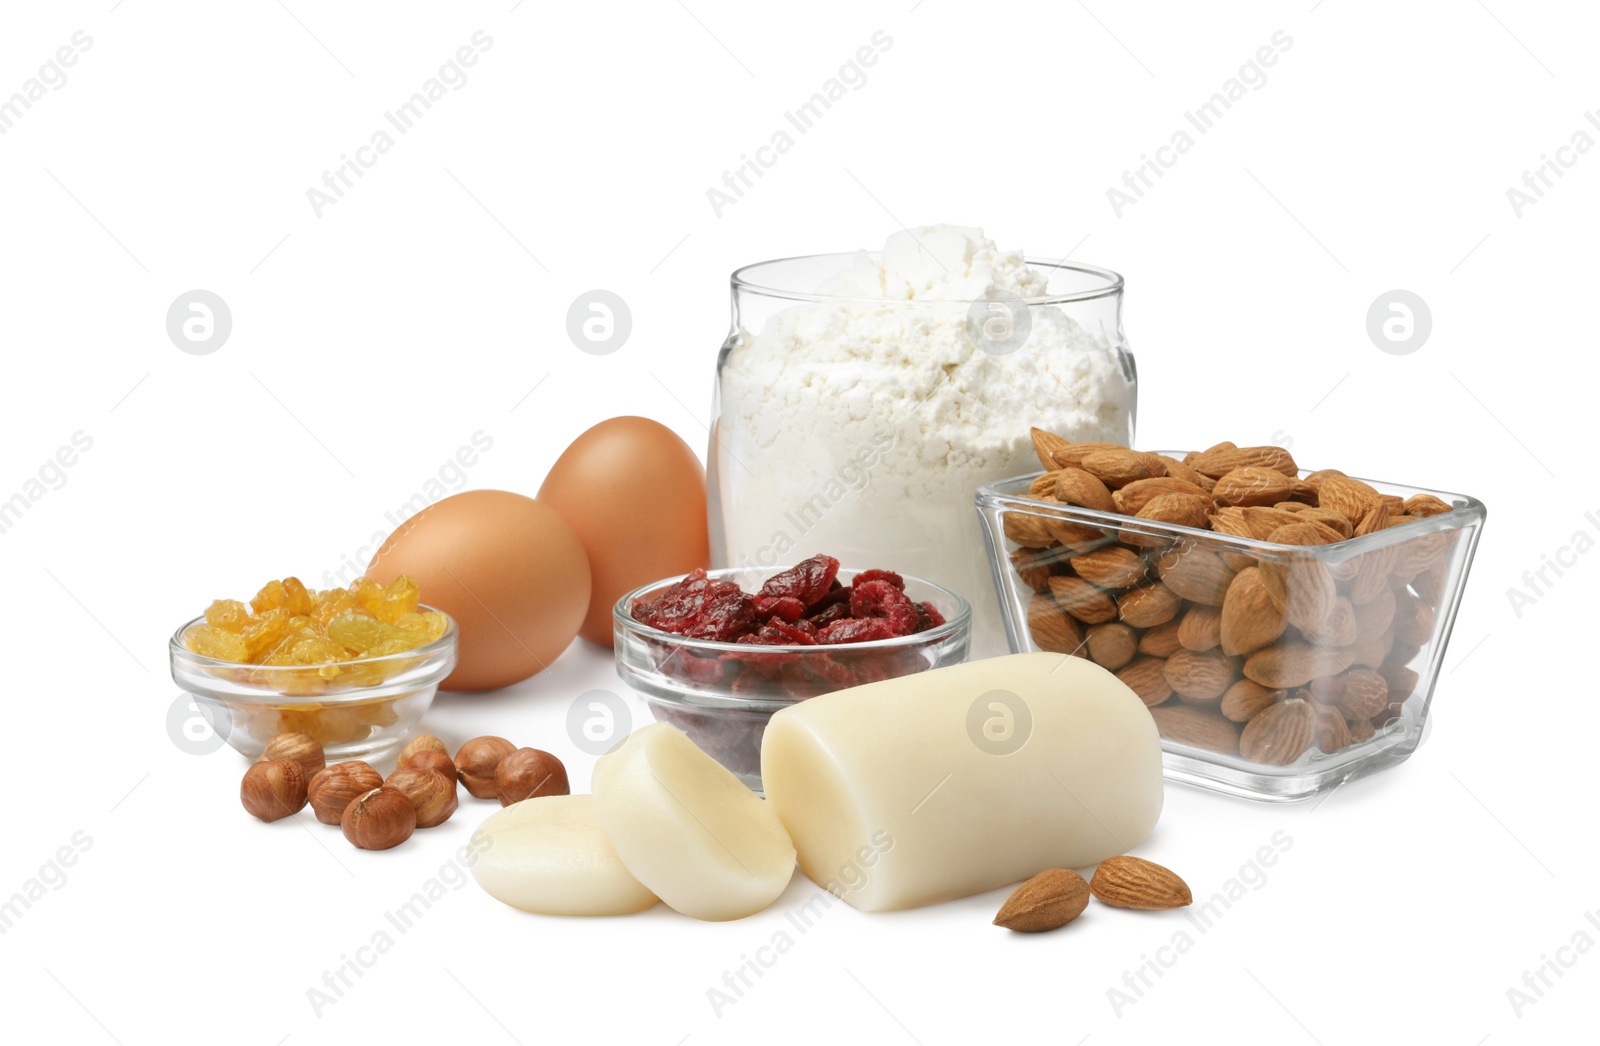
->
(1, 0, 1594, 1042)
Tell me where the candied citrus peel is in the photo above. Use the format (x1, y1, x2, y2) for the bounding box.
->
(186, 575, 446, 666)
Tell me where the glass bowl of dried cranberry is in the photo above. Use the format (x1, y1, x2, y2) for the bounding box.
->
(614, 556, 971, 791)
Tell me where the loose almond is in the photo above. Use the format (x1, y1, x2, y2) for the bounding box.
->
(993, 868, 1091, 932)
(1090, 856, 1193, 910)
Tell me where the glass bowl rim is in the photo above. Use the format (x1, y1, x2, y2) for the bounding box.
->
(169, 604, 459, 675)
(730, 252, 1124, 306)
(977, 464, 1486, 558)
(614, 566, 973, 654)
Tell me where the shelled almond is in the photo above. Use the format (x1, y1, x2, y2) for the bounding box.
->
(1003, 432, 1463, 768)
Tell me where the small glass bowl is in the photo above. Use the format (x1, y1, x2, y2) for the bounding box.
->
(977, 465, 1486, 802)
(614, 568, 972, 790)
(169, 608, 458, 763)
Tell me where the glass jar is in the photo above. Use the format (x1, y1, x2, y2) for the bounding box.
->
(708, 252, 1137, 657)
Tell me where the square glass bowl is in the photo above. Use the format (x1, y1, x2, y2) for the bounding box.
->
(976, 466, 1485, 801)
(613, 568, 971, 791)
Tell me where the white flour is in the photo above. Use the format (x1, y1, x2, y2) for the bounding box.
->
(714, 225, 1135, 656)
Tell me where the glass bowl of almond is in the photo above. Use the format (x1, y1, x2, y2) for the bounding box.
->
(976, 433, 1486, 802)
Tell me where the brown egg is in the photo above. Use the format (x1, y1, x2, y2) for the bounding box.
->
(367, 490, 590, 692)
(538, 417, 709, 646)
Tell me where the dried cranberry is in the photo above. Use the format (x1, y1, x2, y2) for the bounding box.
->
(849, 580, 920, 635)
(765, 619, 818, 645)
(682, 586, 757, 641)
(635, 569, 713, 632)
(807, 601, 851, 629)
(757, 554, 840, 607)
(913, 601, 947, 632)
(779, 661, 825, 699)
(852, 568, 905, 590)
(818, 617, 900, 644)
(754, 595, 807, 623)
(675, 651, 734, 687)
(807, 582, 851, 613)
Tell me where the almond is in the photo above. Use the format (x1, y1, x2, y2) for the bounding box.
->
(1413, 560, 1448, 607)
(1352, 586, 1398, 640)
(1050, 440, 1128, 470)
(1162, 647, 1238, 704)
(1348, 543, 1399, 605)
(1030, 428, 1072, 472)
(1312, 703, 1352, 753)
(1048, 576, 1119, 625)
(1267, 520, 1344, 547)
(1243, 641, 1350, 689)
(1296, 506, 1354, 538)
(1137, 620, 1184, 658)
(1155, 545, 1236, 606)
(1303, 595, 1358, 646)
(1238, 506, 1306, 540)
(1404, 493, 1453, 518)
(1079, 449, 1158, 489)
(1258, 548, 1336, 635)
(1070, 546, 1148, 589)
(1118, 583, 1183, 629)
(1239, 697, 1315, 765)
(1085, 622, 1138, 671)
(1348, 716, 1376, 743)
(993, 868, 1091, 932)
(1207, 507, 1259, 571)
(1176, 604, 1223, 652)
(1150, 704, 1241, 754)
(1090, 856, 1192, 910)
(1113, 477, 1214, 516)
(1029, 470, 1065, 499)
(1115, 656, 1172, 707)
(1212, 467, 1296, 507)
(1045, 516, 1107, 548)
(1313, 668, 1389, 720)
(1354, 502, 1390, 538)
(1135, 492, 1213, 531)
(1302, 468, 1346, 490)
(1010, 547, 1054, 593)
(1317, 475, 1382, 525)
(1027, 592, 1086, 655)
(1220, 567, 1288, 656)
(1052, 467, 1116, 512)
(1220, 678, 1284, 722)
(1187, 441, 1236, 465)
(1391, 528, 1457, 581)
(1379, 662, 1419, 703)
(1151, 455, 1213, 491)
(1392, 590, 1436, 647)
(1189, 444, 1299, 479)
(1002, 510, 1056, 548)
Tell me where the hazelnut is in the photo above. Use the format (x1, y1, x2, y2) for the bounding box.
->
(385, 767, 458, 828)
(240, 759, 308, 822)
(341, 786, 416, 850)
(257, 732, 326, 779)
(307, 760, 384, 825)
(397, 733, 449, 770)
(407, 750, 457, 779)
(455, 736, 516, 799)
(494, 748, 570, 807)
